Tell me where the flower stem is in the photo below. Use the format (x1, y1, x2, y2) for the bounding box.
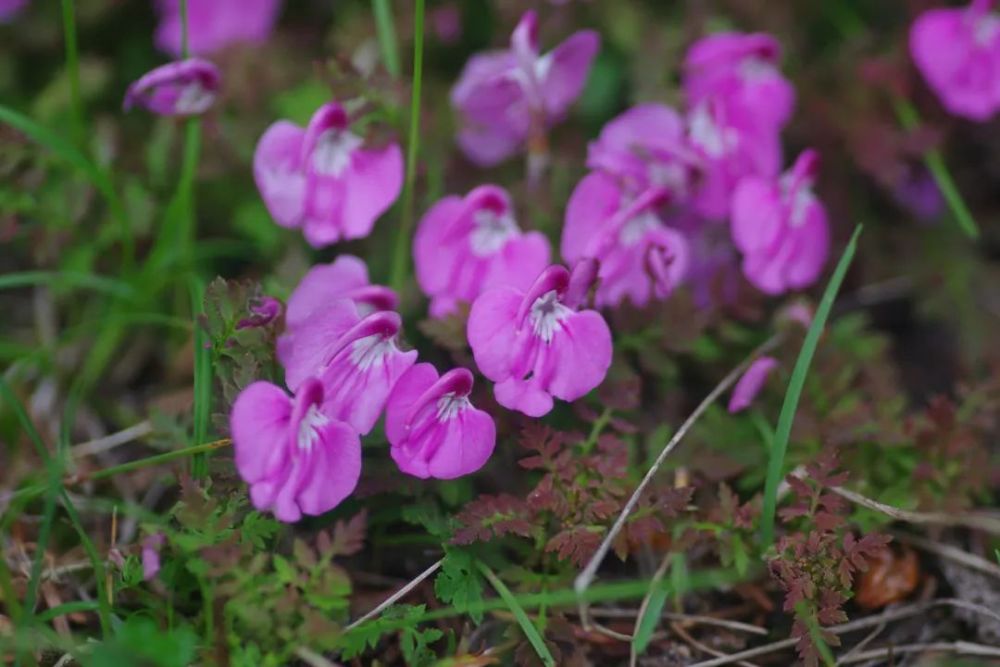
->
(893, 98, 979, 240)
(389, 0, 425, 294)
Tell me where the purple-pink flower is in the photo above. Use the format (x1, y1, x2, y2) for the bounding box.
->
(683, 32, 795, 130)
(386, 364, 496, 479)
(585, 103, 700, 200)
(686, 97, 782, 220)
(141, 533, 166, 581)
(0, 0, 27, 22)
(277, 302, 417, 434)
(286, 255, 397, 328)
(910, 0, 1000, 121)
(155, 0, 282, 57)
(467, 263, 612, 417)
(123, 59, 220, 117)
(450, 10, 599, 166)
(727, 356, 778, 413)
(563, 178, 690, 308)
(230, 377, 361, 522)
(414, 185, 551, 317)
(731, 149, 830, 295)
(254, 102, 403, 247)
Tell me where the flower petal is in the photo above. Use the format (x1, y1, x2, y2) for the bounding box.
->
(540, 30, 600, 118)
(467, 286, 523, 382)
(547, 310, 613, 402)
(728, 356, 779, 413)
(254, 120, 307, 229)
(286, 255, 370, 327)
(277, 299, 360, 391)
(340, 144, 405, 240)
(294, 419, 362, 516)
(561, 171, 623, 263)
(230, 381, 292, 484)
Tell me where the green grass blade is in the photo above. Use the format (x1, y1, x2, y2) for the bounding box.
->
(0, 270, 136, 299)
(631, 581, 668, 655)
(373, 0, 401, 77)
(35, 600, 101, 623)
(761, 225, 863, 545)
(60, 0, 84, 147)
(389, 0, 425, 292)
(894, 99, 979, 240)
(478, 563, 555, 667)
(59, 491, 112, 636)
(190, 279, 212, 478)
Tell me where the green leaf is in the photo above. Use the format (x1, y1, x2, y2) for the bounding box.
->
(84, 617, 198, 667)
(434, 550, 484, 624)
(761, 225, 863, 545)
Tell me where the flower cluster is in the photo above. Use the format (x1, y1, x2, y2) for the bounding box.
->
(230, 256, 497, 522)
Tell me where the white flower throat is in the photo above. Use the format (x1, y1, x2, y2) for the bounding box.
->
(436, 392, 471, 421)
(529, 290, 572, 343)
(297, 404, 329, 452)
(312, 129, 363, 177)
(470, 208, 519, 256)
(688, 103, 738, 158)
(350, 333, 396, 371)
(176, 82, 215, 115)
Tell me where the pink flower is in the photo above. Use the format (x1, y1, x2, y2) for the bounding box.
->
(585, 103, 701, 200)
(450, 10, 599, 166)
(467, 264, 612, 417)
(386, 364, 496, 479)
(686, 97, 782, 220)
(155, 0, 282, 57)
(731, 149, 830, 295)
(286, 255, 397, 328)
(562, 177, 690, 308)
(0, 0, 27, 22)
(277, 303, 417, 434)
(683, 32, 795, 130)
(237, 295, 283, 330)
(414, 185, 551, 317)
(254, 102, 403, 248)
(123, 59, 220, 116)
(230, 378, 361, 522)
(727, 356, 778, 413)
(141, 533, 166, 581)
(910, 0, 1000, 121)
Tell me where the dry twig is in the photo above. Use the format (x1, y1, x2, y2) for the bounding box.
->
(344, 557, 443, 632)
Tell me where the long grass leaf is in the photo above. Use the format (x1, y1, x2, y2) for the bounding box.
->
(373, 0, 401, 77)
(478, 563, 555, 667)
(0, 270, 136, 299)
(761, 225, 863, 545)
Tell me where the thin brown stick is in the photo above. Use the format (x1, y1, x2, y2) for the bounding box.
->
(836, 641, 1000, 665)
(575, 334, 783, 616)
(588, 608, 767, 636)
(828, 484, 1000, 536)
(293, 646, 338, 667)
(344, 557, 443, 632)
(686, 598, 1000, 667)
(893, 531, 1000, 580)
(671, 622, 760, 667)
(71, 421, 153, 458)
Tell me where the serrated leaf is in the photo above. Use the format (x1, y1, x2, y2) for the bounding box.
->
(435, 550, 484, 624)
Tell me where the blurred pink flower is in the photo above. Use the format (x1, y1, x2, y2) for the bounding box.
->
(0, 0, 27, 22)
(123, 58, 220, 116)
(286, 255, 397, 328)
(684, 31, 795, 130)
(254, 102, 403, 248)
(277, 303, 417, 434)
(230, 378, 361, 523)
(585, 103, 701, 200)
(731, 149, 830, 295)
(467, 264, 612, 417)
(910, 0, 1000, 121)
(727, 356, 778, 413)
(386, 364, 496, 479)
(155, 0, 282, 57)
(450, 10, 599, 166)
(430, 4, 462, 44)
(686, 97, 782, 220)
(141, 533, 166, 581)
(414, 185, 550, 318)
(562, 177, 690, 308)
